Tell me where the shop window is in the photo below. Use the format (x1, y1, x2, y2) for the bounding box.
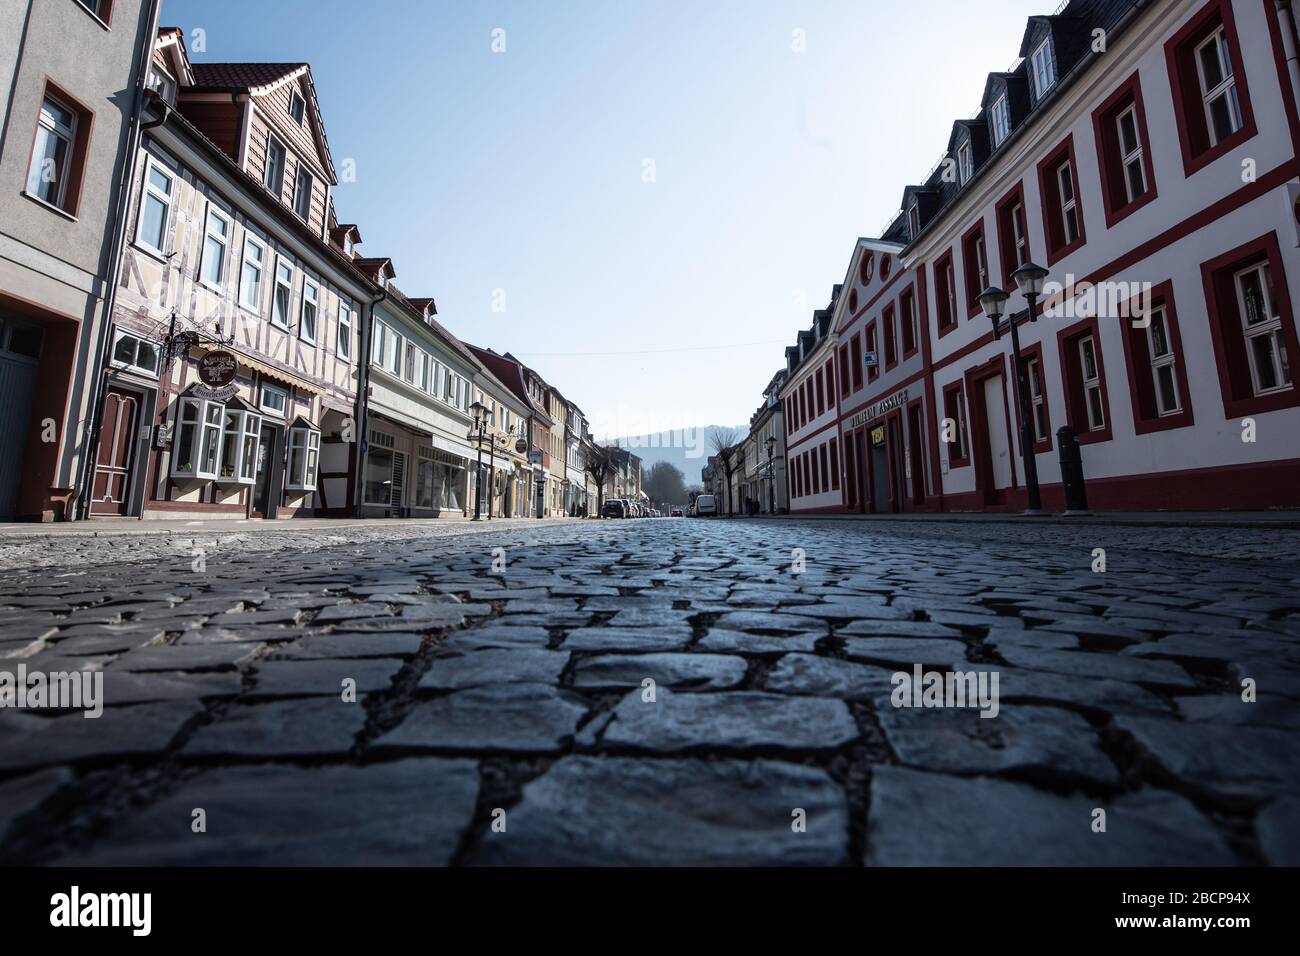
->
(286, 424, 320, 491)
(218, 404, 261, 484)
(171, 396, 224, 480)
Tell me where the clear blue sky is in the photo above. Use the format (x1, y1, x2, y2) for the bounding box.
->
(163, 0, 1045, 434)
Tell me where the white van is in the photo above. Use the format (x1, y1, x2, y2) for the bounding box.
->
(693, 494, 717, 516)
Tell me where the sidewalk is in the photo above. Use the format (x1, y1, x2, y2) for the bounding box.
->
(0, 515, 593, 539)
(721, 510, 1300, 530)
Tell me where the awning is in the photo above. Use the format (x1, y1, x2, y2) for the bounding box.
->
(370, 410, 476, 460)
(224, 350, 322, 396)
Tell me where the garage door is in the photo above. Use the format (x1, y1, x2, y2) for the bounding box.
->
(0, 319, 43, 520)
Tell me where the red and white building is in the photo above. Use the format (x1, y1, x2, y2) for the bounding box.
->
(785, 0, 1300, 514)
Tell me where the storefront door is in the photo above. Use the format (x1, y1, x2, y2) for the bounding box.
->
(982, 375, 1014, 493)
(253, 423, 282, 518)
(90, 388, 140, 516)
(0, 321, 41, 520)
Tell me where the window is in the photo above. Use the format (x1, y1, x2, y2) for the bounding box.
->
(76, 0, 112, 22)
(829, 438, 840, 490)
(1165, 0, 1255, 176)
(171, 397, 225, 480)
(135, 157, 173, 255)
(900, 288, 917, 358)
(200, 204, 231, 288)
(337, 301, 353, 358)
(240, 235, 266, 311)
(300, 276, 319, 343)
(259, 383, 288, 418)
(824, 359, 835, 409)
(819, 445, 829, 492)
(218, 406, 261, 483)
(962, 224, 988, 319)
(935, 251, 958, 334)
(883, 307, 897, 370)
(289, 90, 306, 125)
(838, 346, 851, 398)
(146, 62, 175, 101)
(812, 448, 821, 494)
(814, 369, 824, 416)
(1119, 283, 1193, 434)
(860, 252, 875, 284)
(1058, 319, 1112, 443)
(956, 142, 973, 185)
(286, 425, 320, 491)
(387, 328, 403, 376)
(271, 258, 293, 329)
(110, 330, 160, 376)
(1022, 352, 1050, 447)
(292, 165, 313, 221)
(866, 323, 879, 384)
(1146, 307, 1182, 416)
(943, 382, 968, 467)
(851, 334, 864, 391)
(996, 185, 1032, 287)
(1092, 75, 1157, 227)
(264, 135, 287, 196)
(27, 95, 79, 210)
(1030, 38, 1056, 99)
(1235, 261, 1291, 397)
(990, 95, 1011, 147)
(1037, 136, 1086, 264)
(1114, 106, 1146, 204)
(907, 202, 921, 240)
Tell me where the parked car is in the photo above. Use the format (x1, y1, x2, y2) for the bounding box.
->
(670, 508, 683, 517)
(602, 499, 628, 518)
(693, 494, 717, 516)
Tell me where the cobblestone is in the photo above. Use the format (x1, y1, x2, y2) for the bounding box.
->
(0, 516, 1296, 865)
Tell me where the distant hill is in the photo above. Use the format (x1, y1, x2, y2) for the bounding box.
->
(605, 425, 749, 482)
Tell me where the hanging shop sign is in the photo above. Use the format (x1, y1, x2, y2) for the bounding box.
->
(847, 387, 909, 430)
(516, 438, 528, 454)
(195, 349, 239, 401)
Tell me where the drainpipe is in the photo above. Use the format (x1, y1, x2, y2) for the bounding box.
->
(75, 0, 164, 521)
(351, 287, 386, 515)
(1276, 1, 1300, 120)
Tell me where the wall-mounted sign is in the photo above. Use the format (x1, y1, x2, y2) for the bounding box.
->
(871, 426, 886, 447)
(863, 351, 879, 367)
(847, 387, 909, 430)
(196, 350, 239, 401)
(515, 438, 528, 454)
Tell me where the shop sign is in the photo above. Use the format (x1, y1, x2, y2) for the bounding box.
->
(847, 387, 908, 430)
(515, 438, 528, 454)
(196, 350, 239, 401)
(871, 426, 886, 447)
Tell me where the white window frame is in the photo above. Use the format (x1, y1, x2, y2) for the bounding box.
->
(1078, 335, 1105, 431)
(1030, 38, 1056, 98)
(110, 329, 161, 378)
(1234, 261, 1292, 397)
(337, 301, 353, 358)
(990, 95, 1011, 147)
(135, 155, 174, 256)
(271, 256, 294, 330)
(199, 202, 231, 290)
(1115, 103, 1147, 204)
(217, 407, 262, 484)
(974, 234, 987, 291)
(1195, 25, 1243, 147)
(1057, 160, 1080, 245)
(285, 425, 321, 491)
(146, 62, 176, 102)
(1011, 202, 1029, 268)
(386, 328, 403, 376)
(944, 259, 957, 325)
(371, 320, 388, 367)
(171, 396, 226, 480)
(292, 164, 313, 221)
(239, 233, 266, 312)
(1145, 305, 1181, 416)
(264, 134, 287, 196)
(27, 95, 78, 209)
(299, 275, 319, 344)
(907, 201, 920, 240)
(1026, 356, 1047, 442)
(289, 90, 306, 125)
(259, 383, 289, 419)
(957, 141, 972, 185)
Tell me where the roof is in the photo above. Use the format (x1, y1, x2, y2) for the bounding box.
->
(190, 62, 308, 93)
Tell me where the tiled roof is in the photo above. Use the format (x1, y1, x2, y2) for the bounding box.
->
(190, 63, 307, 92)
(406, 297, 436, 316)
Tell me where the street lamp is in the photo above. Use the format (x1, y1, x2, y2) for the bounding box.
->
(469, 400, 486, 521)
(764, 435, 777, 514)
(980, 277, 1045, 516)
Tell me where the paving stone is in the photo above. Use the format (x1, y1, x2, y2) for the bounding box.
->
(787, 598, 910, 622)
(1174, 693, 1300, 727)
(560, 626, 692, 652)
(1255, 796, 1300, 867)
(114, 643, 264, 672)
(762, 654, 896, 701)
(64, 759, 479, 865)
(419, 648, 568, 690)
(976, 665, 1170, 716)
(438, 625, 553, 651)
(0, 767, 73, 846)
(1115, 715, 1300, 797)
(183, 699, 366, 758)
(249, 658, 405, 697)
(310, 602, 397, 624)
(840, 638, 970, 668)
(476, 757, 849, 865)
(877, 702, 1118, 785)
(0, 702, 202, 771)
(1126, 633, 1300, 665)
(100, 669, 243, 705)
(591, 687, 858, 752)
(836, 619, 963, 639)
(269, 631, 424, 660)
(697, 629, 820, 653)
(867, 767, 1235, 865)
(374, 683, 586, 753)
(996, 644, 1196, 688)
(572, 653, 747, 690)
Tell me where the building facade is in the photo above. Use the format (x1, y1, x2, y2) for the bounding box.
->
(781, 304, 844, 513)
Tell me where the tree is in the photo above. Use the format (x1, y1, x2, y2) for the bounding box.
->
(584, 445, 616, 514)
(643, 461, 688, 505)
(709, 429, 739, 518)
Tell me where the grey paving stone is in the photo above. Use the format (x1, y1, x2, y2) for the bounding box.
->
(374, 683, 586, 753)
(592, 688, 858, 752)
(867, 767, 1235, 865)
(63, 759, 479, 865)
(476, 757, 849, 865)
(996, 644, 1196, 688)
(762, 653, 896, 701)
(0, 767, 73, 846)
(1256, 796, 1300, 867)
(572, 653, 747, 690)
(100, 669, 243, 705)
(877, 702, 1118, 786)
(560, 626, 692, 652)
(268, 631, 424, 660)
(1174, 693, 1300, 727)
(837, 619, 963, 639)
(787, 598, 910, 622)
(0, 701, 202, 771)
(418, 648, 569, 690)
(114, 643, 264, 672)
(311, 602, 397, 625)
(840, 638, 970, 668)
(1115, 715, 1300, 797)
(182, 699, 366, 758)
(713, 611, 825, 634)
(978, 666, 1170, 716)
(439, 625, 553, 651)
(697, 629, 821, 653)
(1126, 633, 1300, 665)
(249, 658, 405, 697)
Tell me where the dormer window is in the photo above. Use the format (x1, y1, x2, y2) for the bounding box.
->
(1030, 38, 1056, 99)
(289, 91, 306, 125)
(343, 234, 354, 257)
(146, 63, 176, 103)
(990, 95, 1011, 147)
(907, 201, 921, 240)
(957, 142, 973, 185)
(264, 135, 287, 196)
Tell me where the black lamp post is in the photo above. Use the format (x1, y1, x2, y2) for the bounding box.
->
(764, 435, 777, 514)
(980, 259, 1050, 516)
(469, 400, 486, 521)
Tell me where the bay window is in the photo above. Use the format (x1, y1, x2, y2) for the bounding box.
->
(171, 396, 225, 480)
(218, 405, 262, 484)
(285, 424, 320, 491)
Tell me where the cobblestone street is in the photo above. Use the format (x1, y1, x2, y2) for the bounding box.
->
(1, 517, 1298, 866)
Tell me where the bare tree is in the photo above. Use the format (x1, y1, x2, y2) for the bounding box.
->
(584, 445, 616, 514)
(709, 428, 739, 518)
